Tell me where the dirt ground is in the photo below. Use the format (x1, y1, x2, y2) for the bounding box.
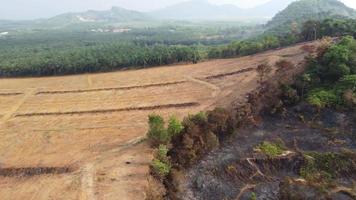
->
(0, 42, 314, 200)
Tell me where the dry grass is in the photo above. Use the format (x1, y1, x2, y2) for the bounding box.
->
(0, 41, 316, 200)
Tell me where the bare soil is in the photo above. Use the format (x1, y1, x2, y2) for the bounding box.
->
(0, 42, 315, 199)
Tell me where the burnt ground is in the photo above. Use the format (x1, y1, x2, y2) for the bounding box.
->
(178, 104, 355, 200)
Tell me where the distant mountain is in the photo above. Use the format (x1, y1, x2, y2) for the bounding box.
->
(150, 0, 296, 20)
(0, 7, 152, 30)
(45, 7, 149, 26)
(150, 0, 243, 20)
(267, 0, 356, 28)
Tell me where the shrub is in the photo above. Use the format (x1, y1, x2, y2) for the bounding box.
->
(183, 112, 207, 127)
(205, 131, 219, 150)
(256, 62, 272, 83)
(256, 141, 286, 157)
(155, 144, 169, 163)
(307, 89, 339, 108)
(281, 84, 300, 105)
(300, 152, 355, 184)
(192, 112, 207, 123)
(150, 145, 171, 180)
(167, 116, 184, 139)
(207, 108, 235, 139)
(147, 114, 169, 147)
(151, 159, 171, 180)
(250, 192, 257, 200)
(321, 44, 351, 81)
(337, 75, 356, 91)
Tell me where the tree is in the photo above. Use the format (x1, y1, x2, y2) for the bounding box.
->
(300, 73, 312, 99)
(147, 114, 169, 147)
(167, 116, 183, 139)
(301, 20, 321, 41)
(256, 62, 272, 84)
(321, 44, 351, 81)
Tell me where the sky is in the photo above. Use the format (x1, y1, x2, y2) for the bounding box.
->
(1, 0, 356, 20)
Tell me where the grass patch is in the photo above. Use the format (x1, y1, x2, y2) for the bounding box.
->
(301, 151, 355, 180)
(256, 141, 286, 157)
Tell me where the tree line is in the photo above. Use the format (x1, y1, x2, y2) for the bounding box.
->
(0, 18, 355, 77)
(0, 43, 203, 77)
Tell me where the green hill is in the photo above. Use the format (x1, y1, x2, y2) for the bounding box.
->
(266, 0, 356, 34)
(38, 7, 150, 28)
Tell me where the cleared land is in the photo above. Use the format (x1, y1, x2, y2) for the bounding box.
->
(0, 42, 313, 200)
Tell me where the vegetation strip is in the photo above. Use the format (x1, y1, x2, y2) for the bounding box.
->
(36, 80, 187, 95)
(0, 167, 73, 177)
(0, 92, 23, 96)
(15, 102, 200, 117)
(205, 68, 255, 80)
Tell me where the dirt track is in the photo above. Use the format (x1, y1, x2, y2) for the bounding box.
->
(0, 42, 314, 200)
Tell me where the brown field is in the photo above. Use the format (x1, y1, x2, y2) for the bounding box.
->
(0, 42, 314, 200)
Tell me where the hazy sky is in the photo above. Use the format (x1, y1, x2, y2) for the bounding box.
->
(1, 0, 356, 20)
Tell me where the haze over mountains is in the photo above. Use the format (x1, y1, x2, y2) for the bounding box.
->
(1, 0, 356, 30)
(150, 0, 296, 20)
(3, 0, 297, 22)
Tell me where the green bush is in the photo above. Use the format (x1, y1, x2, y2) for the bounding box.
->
(151, 159, 171, 179)
(307, 89, 339, 108)
(256, 141, 286, 157)
(147, 114, 169, 147)
(250, 192, 257, 200)
(191, 112, 208, 124)
(300, 152, 355, 184)
(156, 144, 169, 163)
(337, 75, 356, 91)
(150, 144, 171, 180)
(167, 116, 184, 139)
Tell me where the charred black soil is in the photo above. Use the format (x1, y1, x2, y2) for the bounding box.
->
(177, 105, 355, 200)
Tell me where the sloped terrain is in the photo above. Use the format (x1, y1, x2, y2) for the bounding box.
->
(0, 41, 315, 200)
(179, 106, 355, 200)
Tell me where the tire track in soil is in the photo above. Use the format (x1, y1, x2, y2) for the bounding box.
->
(186, 76, 220, 98)
(87, 75, 93, 88)
(1, 88, 36, 122)
(80, 163, 96, 200)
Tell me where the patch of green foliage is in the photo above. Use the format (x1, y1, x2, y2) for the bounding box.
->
(302, 36, 356, 108)
(256, 141, 286, 157)
(167, 116, 184, 139)
(150, 144, 171, 180)
(300, 151, 355, 185)
(151, 159, 171, 179)
(336, 75, 356, 91)
(147, 114, 169, 147)
(250, 192, 257, 200)
(147, 115, 184, 147)
(183, 112, 208, 127)
(156, 144, 170, 163)
(307, 89, 339, 108)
